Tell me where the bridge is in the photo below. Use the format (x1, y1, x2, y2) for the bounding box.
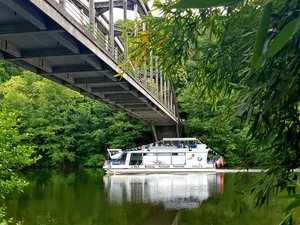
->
(0, 0, 182, 141)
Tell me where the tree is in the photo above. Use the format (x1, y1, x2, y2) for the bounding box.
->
(0, 59, 23, 83)
(124, 0, 300, 222)
(0, 110, 38, 223)
(105, 112, 151, 149)
(0, 70, 152, 168)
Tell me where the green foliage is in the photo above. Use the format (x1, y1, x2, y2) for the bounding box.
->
(251, 2, 272, 71)
(84, 154, 105, 167)
(0, 110, 37, 191)
(0, 66, 9, 83)
(0, 110, 38, 223)
(0, 70, 151, 168)
(264, 16, 300, 58)
(105, 112, 151, 149)
(178, 84, 273, 168)
(125, 0, 300, 222)
(175, 0, 242, 9)
(0, 59, 23, 83)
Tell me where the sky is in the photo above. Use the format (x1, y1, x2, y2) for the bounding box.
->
(94, 0, 159, 22)
(65, 0, 159, 25)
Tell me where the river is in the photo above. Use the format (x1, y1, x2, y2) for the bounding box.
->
(4, 170, 295, 225)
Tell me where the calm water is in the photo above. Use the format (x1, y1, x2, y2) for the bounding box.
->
(4, 170, 296, 225)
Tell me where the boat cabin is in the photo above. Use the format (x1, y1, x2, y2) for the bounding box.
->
(106, 138, 211, 168)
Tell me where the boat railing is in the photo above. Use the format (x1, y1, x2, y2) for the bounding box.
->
(149, 146, 176, 150)
(125, 143, 202, 152)
(148, 144, 198, 149)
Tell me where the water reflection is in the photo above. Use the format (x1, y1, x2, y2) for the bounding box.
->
(103, 173, 224, 209)
(6, 171, 291, 225)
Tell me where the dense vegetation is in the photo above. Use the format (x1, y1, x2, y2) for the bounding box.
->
(0, 60, 151, 169)
(0, 60, 152, 222)
(123, 0, 300, 223)
(174, 69, 272, 168)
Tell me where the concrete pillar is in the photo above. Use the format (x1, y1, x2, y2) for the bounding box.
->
(109, 0, 114, 55)
(123, 0, 128, 62)
(89, 0, 95, 37)
(151, 124, 158, 142)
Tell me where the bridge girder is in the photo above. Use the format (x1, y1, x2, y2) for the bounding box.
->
(94, 0, 150, 16)
(0, 0, 181, 140)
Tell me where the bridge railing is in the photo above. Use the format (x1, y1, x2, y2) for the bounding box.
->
(57, 0, 177, 117)
(64, 0, 90, 28)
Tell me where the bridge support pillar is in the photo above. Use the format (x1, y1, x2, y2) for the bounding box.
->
(151, 124, 182, 142)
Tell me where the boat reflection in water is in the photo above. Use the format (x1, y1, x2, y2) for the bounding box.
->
(103, 173, 224, 209)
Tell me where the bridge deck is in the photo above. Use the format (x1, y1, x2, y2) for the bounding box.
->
(0, 0, 179, 126)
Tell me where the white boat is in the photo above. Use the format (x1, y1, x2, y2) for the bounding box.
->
(103, 138, 216, 174)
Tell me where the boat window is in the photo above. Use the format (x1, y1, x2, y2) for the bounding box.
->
(129, 153, 143, 165)
(172, 152, 186, 165)
(172, 152, 185, 156)
(120, 153, 127, 161)
(143, 153, 156, 156)
(157, 152, 171, 165)
(143, 153, 157, 165)
(110, 151, 120, 155)
(158, 153, 171, 156)
(112, 153, 127, 165)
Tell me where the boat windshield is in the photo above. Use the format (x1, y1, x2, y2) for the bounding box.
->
(111, 152, 127, 165)
(107, 149, 123, 160)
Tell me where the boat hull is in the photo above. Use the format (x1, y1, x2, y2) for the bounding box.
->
(104, 166, 216, 174)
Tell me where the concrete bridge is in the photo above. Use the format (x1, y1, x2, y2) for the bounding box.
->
(0, 0, 182, 140)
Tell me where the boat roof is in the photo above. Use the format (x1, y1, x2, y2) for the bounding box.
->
(162, 138, 198, 142)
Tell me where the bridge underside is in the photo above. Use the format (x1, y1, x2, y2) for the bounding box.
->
(0, 0, 181, 139)
(151, 124, 182, 142)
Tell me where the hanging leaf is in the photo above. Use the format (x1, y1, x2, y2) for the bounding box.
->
(116, 63, 125, 68)
(250, 2, 272, 71)
(263, 17, 300, 58)
(175, 0, 242, 9)
(113, 72, 124, 78)
(284, 199, 300, 213)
